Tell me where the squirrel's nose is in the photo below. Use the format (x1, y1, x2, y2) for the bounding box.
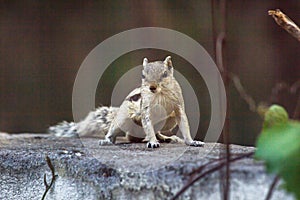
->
(149, 85, 157, 93)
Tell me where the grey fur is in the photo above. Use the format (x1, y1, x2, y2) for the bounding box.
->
(99, 56, 205, 148)
(50, 56, 204, 148)
(49, 106, 119, 137)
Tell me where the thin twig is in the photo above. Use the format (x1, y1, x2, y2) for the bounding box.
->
(290, 80, 300, 94)
(216, 0, 230, 199)
(41, 155, 57, 200)
(269, 80, 300, 119)
(188, 152, 255, 177)
(211, 0, 217, 61)
(265, 175, 280, 200)
(188, 157, 227, 176)
(216, 32, 226, 73)
(270, 82, 289, 103)
(268, 9, 300, 42)
(211, 2, 230, 199)
(229, 73, 257, 112)
(293, 95, 300, 119)
(172, 161, 227, 200)
(291, 80, 300, 119)
(171, 152, 254, 200)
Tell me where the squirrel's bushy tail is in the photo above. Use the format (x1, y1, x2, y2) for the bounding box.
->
(48, 106, 119, 137)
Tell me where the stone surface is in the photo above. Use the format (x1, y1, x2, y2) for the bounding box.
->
(0, 134, 295, 200)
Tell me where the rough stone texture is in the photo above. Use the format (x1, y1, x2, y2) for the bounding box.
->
(0, 133, 295, 200)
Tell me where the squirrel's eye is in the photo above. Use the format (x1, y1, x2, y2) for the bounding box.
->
(142, 74, 145, 79)
(162, 71, 168, 78)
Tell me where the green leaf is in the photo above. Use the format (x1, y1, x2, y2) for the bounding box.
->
(255, 121, 300, 199)
(262, 104, 289, 129)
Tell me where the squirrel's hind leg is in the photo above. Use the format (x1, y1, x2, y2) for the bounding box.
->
(156, 131, 184, 143)
(99, 122, 122, 145)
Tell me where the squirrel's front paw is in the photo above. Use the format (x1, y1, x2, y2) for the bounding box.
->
(147, 141, 160, 148)
(185, 140, 204, 147)
(99, 139, 114, 146)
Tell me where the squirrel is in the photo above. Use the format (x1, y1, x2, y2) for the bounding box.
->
(49, 56, 204, 148)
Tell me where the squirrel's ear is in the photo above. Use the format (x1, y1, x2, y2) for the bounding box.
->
(164, 56, 173, 70)
(143, 58, 148, 68)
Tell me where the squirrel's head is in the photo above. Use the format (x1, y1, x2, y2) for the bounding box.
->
(142, 56, 174, 94)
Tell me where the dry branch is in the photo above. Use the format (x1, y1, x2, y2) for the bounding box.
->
(268, 9, 300, 42)
(265, 175, 280, 200)
(171, 152, 254, 200)
(229, 73, 257, 112)
(41, 155, 57, 200)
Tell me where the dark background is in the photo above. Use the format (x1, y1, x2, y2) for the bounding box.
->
(1, 1, 299, 146)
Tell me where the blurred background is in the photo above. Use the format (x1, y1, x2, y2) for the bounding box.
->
(0, 1, 299, 146)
